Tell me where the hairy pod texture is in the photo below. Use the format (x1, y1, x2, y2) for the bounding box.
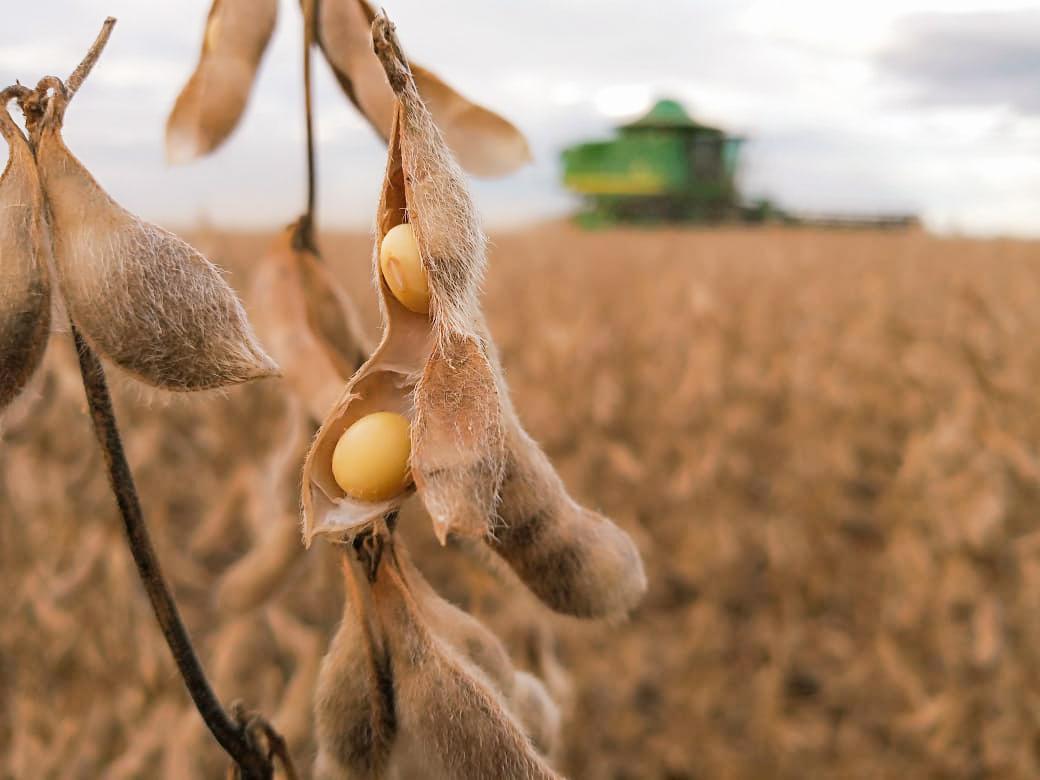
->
(390, 545, 563, 757)
(511, 670, 562, 761)
(250, 222, 369, 422)
(314, 541, 560, 779)
(166, 0, 278, 163)
(36, 87, 277, 391)
(302, 16, 646, 620)
(314, 554, 396, 780)
(313, 0, 530, 178)
(0, 97, 51, 411)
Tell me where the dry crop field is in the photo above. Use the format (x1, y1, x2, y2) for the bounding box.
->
(5, 223, 1040, 778)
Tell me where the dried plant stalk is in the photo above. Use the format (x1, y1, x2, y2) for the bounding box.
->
(72, 328, 277, 780)
(301, 15, 646, 620)
(0, 18, 293, 779)
(313, 0, 530, 178)
(0, 88, 51, 410)
(34, 81, 277, 391)
(166, 0, 279, 163)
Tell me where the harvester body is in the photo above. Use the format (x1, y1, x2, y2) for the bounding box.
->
(562, 99, 744, 225)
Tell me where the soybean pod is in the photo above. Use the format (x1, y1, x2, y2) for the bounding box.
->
(301, 15, 646, 620)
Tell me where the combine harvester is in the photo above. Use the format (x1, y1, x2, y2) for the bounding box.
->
(562, 98, 917, 229)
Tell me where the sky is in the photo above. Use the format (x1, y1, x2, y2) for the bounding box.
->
(3, 1, 1040, 236)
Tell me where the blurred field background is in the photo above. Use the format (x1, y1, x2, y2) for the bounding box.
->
(5, 223, 1040, 777)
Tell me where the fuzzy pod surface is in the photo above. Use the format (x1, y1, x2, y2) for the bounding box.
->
(166, 0, 278, 163)
(303, 16, 646, 621)
(36, 84, 277, 391)
(0, 93, 51, 411)
(250, 221, 369, 422)
(314, 540, 560, 779)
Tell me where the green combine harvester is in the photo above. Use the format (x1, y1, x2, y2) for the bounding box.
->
(562, 97, 918, 229)
(562, 99, 747, 226)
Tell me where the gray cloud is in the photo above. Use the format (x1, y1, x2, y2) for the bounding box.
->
(878, 10, 1040, 113)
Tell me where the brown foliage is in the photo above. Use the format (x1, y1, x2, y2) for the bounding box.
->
(9, 225, 1040, 778)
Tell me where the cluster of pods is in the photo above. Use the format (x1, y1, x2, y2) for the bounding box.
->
(299, 17, 647, 776)
(1, 6, 649, 777)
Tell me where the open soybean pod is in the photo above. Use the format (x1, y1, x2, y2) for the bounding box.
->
(0, 88, 51, 411)
(35, 80, 277, 391)
(313, 0, 531, 178)
(301, 14, 506, 544)
(166, 0, 278, 163)
(302, 15, 646, 620)
(314, 540, 559, 778)
(250, 220, 370, 422)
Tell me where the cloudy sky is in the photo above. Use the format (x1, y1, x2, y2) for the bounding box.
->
(3, 1, 1040, 236)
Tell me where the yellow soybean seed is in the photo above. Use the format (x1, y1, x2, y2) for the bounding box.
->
(379, 223, 430, 314)
(332, 412, 412, 501)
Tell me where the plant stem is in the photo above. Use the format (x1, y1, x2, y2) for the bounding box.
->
(301, 0, 318, 251)
(72, 328, 274, 780)
(67, 17, 116, 98)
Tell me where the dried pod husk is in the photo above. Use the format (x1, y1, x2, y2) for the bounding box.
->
(0, 95, 51, 411)
(398, 547, 562, 759)
(36, 86, 278, 391)
(301, 92, 504, 543)
(510, 670, 562, 760)
(489, 409, 648, 619)
(314, 552, 396, 779)
(394, 541, 514, 697)
(314, 0, 393, 142)
(313, 0, 530, 178)
(410, 64, 532, 179)
(315, 540, 560, 776)
(303, 15, 646, 619)
(166, 0, 278, 163)
(250, 221, 369, 422)
(370, 543, 559, 779)
(345, 16, 644, 624)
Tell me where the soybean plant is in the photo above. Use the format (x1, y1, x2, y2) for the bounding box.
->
(302, 15, 647, 777)
(0, 19, 293, 780)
